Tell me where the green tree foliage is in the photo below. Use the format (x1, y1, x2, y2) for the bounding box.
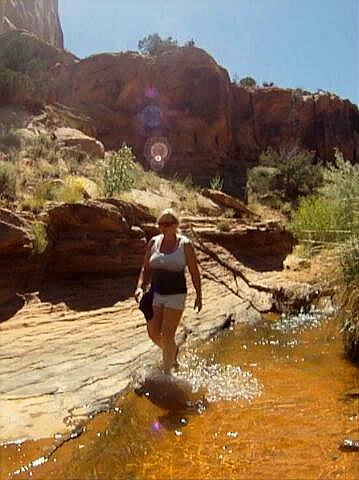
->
(289, 150, 359, 249)
(138, 34, 178, 55)
(288, 150, 359, 364)
(0, 33, 51, 105)
(248, 146, 322, 206)
(232, 74, 257, 86)
(102, 145, 136, 197)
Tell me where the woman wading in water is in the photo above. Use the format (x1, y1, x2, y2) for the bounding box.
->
(135, 209, 202, 373)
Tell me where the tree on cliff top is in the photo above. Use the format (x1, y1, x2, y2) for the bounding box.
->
(138, 33, 178, 55)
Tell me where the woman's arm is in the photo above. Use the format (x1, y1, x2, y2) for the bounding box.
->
(185, 241, 202, 312)
(135, 238, 154, 302)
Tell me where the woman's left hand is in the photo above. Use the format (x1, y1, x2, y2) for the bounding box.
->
(194, 294, 202, 312)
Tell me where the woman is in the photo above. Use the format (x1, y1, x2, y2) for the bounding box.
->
(135, 208, 202, 373)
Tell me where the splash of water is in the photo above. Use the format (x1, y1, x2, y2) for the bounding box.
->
(174, 351, 262, 403)
(271, 306, 326, 334)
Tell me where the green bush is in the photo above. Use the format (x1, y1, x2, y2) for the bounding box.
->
(247, 166, 279, 194)
(102, 145, 136, 197)
(217, 219, 231, 232)
(248, 146, 323, 207)
(19, 196, 46, 213)
(240, 76, 256, 87)
(289, 151, 359, 247)
(223, 208, 235, 218)
(138, 34, 178, 55)
(31, 221, 48, 255)
(340, 280, 359, 364)
(132, 163, 162, 191)
(289, 195, 349, 244)
(0, 128, 21, 153)
(210, 175, 224, 191)
(0, 34, 52, 105)
(0, 161, 16, 199)
(341, 237, 359, 285)
(24, 133, 54, 159)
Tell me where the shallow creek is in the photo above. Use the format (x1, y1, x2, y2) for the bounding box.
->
(2, 310, 358, 479)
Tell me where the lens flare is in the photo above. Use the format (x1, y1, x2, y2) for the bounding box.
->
(144, 137, 171, 171)
(145, 86, 158, 98)
(141, 104, 162, 128)
(151, 420, 161, 432)
(151, 142, 168, 160)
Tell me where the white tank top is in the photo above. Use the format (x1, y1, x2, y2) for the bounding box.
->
(149, 234, 189, 272)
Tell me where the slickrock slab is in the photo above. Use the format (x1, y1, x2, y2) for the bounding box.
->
(0, 274, 259, 443)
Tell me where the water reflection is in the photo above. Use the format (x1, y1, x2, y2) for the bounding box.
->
(8, 310, 359, 480)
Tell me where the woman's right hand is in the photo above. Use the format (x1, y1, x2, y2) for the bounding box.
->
(134, 287, 143, 304)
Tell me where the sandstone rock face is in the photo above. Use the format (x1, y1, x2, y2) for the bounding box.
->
(1, 30, 358, 198)
(52, 47, 358, 197)
(0, 0, 63, 48)
(54, 47, 233, 184)
(54, 127, 105, 158)
(0, 209, 33, 306)
(0, 201, 156, 308)
(44, 201, 148, 277)
(231, 86, 359, 172)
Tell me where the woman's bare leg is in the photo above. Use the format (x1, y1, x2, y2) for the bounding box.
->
(161, 307, 183, 373)
(147, 305, 163, 347)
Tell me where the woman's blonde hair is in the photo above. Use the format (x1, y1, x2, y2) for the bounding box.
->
(157, 208, 179, 225)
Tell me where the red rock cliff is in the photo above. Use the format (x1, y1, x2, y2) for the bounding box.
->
(0, 0, 63, 48)
(231, 85, 358, 169)
(54, 46, 233, 184)
(53, 46, 358, 196)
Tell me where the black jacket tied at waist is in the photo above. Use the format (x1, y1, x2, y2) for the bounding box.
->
(151, 269, 187, 295)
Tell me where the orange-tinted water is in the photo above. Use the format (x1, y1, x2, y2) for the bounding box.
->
(3, 312, 359, 479)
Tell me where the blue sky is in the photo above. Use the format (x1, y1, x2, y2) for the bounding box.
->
(59, 0, 358, 105)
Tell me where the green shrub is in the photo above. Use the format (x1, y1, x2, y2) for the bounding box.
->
(340, 280, 359, 364)
(223, 208, 235, 218)
(31, 221, 48, 255)
(247, 166, 279, 195)
(234, 76, 256, 87)
(19, 196, 46, 213)
(210, 175, 224, 191)
(0, 128, 21, 153)
(341, 237, 359, 285)
(24, 133, 54, 159)
(138, 33, 178, 55)
(289, 151, 359, 247)
(256, 146, 322, 204)
(0, 161, 16, 199)
(217, 219, 231, 232)
(172, 174, 200, 213)
(102, 145, 136, 197)
(132, 162, 162, 191)
(0, 34, 52, 105)
(55, 177, 85, 203)
(291, 88, 304, 103)
(289, 195, 349, 244)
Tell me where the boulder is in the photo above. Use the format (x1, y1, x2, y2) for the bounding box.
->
(54, 127, 105, 158)
(201, 189, 258, 218)
(44, 201, 147, 277)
